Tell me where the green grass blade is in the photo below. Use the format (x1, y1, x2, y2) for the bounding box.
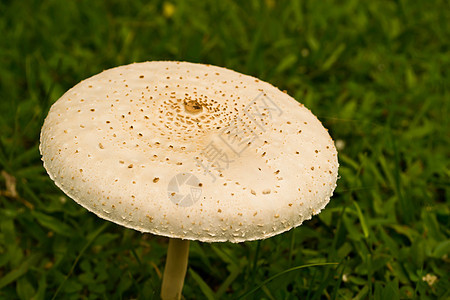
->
(0, 253, 41, 289)
(188, 268, 215, 300)
(353, 202, 369, 239)
(51, 222, 109, 300)
(237, 262, 338, 299)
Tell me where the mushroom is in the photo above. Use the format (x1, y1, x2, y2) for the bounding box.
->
(40, 61, 338, 299)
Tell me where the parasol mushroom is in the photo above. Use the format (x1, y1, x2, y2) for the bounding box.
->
(40, 61, 339, 299)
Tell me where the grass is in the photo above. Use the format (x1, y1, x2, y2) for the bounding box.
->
(0, 0, 449, 299)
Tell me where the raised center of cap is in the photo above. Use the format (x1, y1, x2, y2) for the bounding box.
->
(184, 99, 203, 114)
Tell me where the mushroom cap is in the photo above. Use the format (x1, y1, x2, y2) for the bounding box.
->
(40, 61, 338, 243)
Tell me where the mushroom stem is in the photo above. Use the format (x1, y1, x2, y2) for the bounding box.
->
(161, 238, 190, 300)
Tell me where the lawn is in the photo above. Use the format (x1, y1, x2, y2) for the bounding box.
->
(0, 0, 449, 299)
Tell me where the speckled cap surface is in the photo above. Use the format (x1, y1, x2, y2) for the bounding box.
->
(40, 61, 338, 243)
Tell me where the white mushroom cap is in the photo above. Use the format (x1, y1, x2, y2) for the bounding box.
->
(40, 61, 338, 243)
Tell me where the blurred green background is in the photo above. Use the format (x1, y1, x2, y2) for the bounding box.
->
(0, 0, 449, 299)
